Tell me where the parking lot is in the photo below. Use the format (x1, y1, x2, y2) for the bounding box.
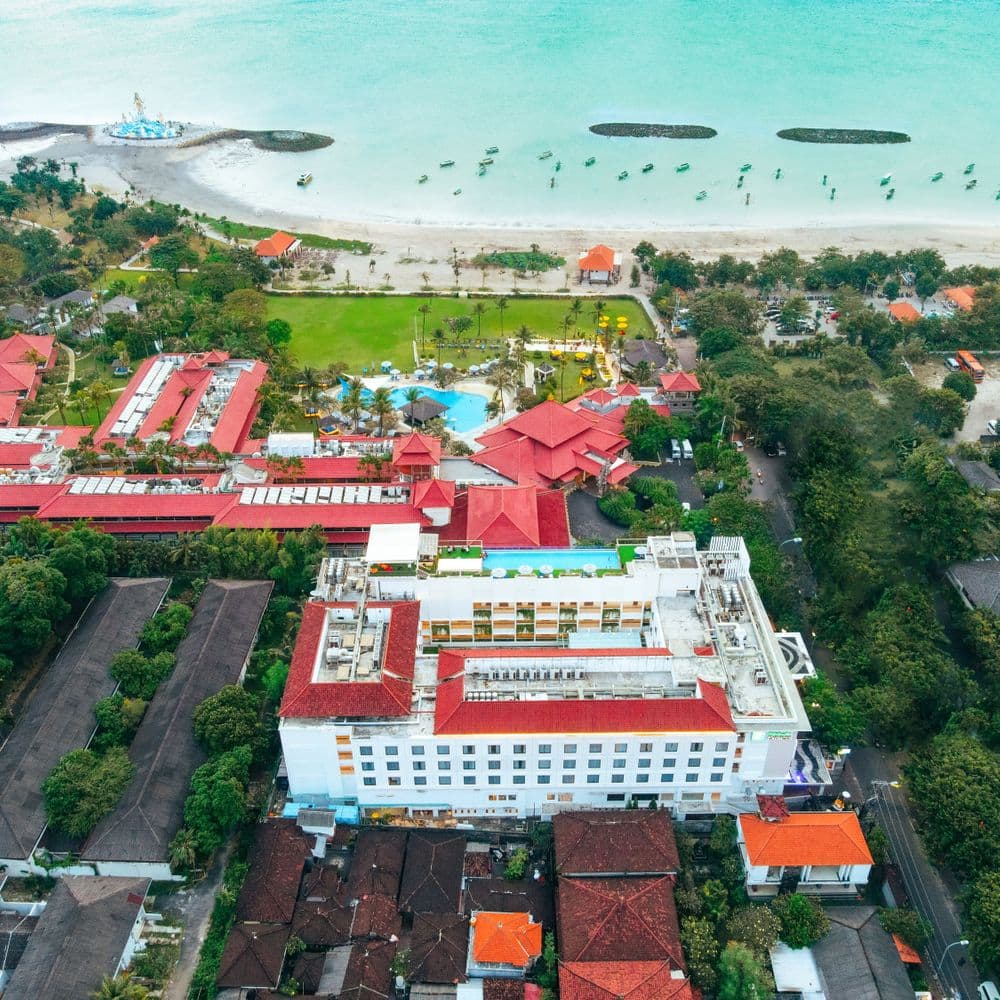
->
(912, 355, 1000, 443)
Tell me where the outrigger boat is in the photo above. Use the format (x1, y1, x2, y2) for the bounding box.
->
(297, 172, 312, 186)
(477, 165, 487, 176)
(965, 162, 976, 175)
(880, 173, 892, 186)
(774, 168, 782, 179)
(618, 170, 629, 180)
(417, 174, 428, 183)
(485, 146, 499, 155)
(885, 188, 895, 200)
(695, 190, 708, 201)
(550, 177, 556, 188)
(931, 171, 944, 182)
(584, 156, 596, 166)
(966, 179, 978, 190)
(554, 161, 561, 171)
(676, 162, 690, 172)
(739, 163, 752, 173)
(479, 157, 494, 166)
(538, 150, 553, 160)
(453, 188, 462, 195)
(642, 162, 654, 173)
(440, 159, 455, 167)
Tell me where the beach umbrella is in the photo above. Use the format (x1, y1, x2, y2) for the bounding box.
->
(491, 567, 507, 579)
(616, 315, 628, 323)
(390, 368, 401, 377)
(600, 314, 610, 322)
(539, 564, 554, 577)
(443, 362, 455, 370)
(380, 360, 392, 372)
(414, 368, 426, 378)
(583, 563, 598, 576)
(518, 564, 534, 576)
(426, 359, 438, 368)
(468, 365, 480, 374)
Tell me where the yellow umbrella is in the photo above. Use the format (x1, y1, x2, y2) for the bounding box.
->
(598, 319, 609, 328)
(616, 315, 628, 323)
(550, 349, 562, 358)
(574, 351, 588, 362)
(600, 314, 610, 322)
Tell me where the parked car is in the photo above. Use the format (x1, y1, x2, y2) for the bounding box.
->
(945, 357, 962, 371)
(776, 442, 787, 456)
(762, 443, 779, 457)
(988, 420, 1000, 436)
(978, 982, 999, 1000)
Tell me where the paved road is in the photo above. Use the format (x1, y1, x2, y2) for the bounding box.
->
(845, 749, 980, 1000)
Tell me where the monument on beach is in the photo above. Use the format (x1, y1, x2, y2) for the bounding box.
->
(108, 92, 181, 140)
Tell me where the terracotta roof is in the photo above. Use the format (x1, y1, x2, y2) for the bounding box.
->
(254, 230, 299, 257)
(351, 893, 402, 941)
(393, 432, 442, 467)
(436, 651, 733, 735)
(237, 820, 314, 924)
(293, 951, 329, 995)
(464, 484, 543, 546)
(0, 333, 56, 368)
(399, 831, 467, 913)
(299, 863, 343, 900)
(494, 400, 597, 449)
(484, 980, 530, 1000)
(279, 601, 420, 719)
(554, 810, 679, 875)
(412, 477, 456, 508)
(943, 285, 976, 311)
(578, 245, 617, 272)
(658, 371, 701, 393)
(339, 939, 397, 1000)
(887, 301, 921, 322)
(617, 382, 642, 397)
(560, 961, 694, 1000)
(244, 455, 401, 483)
(291, 899, 354, 949)
(217, 922, 290, 989)
(346, 829, 408, 899)
(409, 912, 470, 984)
(0, 362, 37, 394)
(557, 877, 683, 967)
(0, 393, 21, 425)
(756, 794, 790, 820)
(893, 934, 921, 965)
(472, 911, 542, 968)
(738, 812, 873, 867)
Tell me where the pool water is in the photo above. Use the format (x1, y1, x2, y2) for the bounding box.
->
(482, 547, 621, 571)
(340, 381, 488, 433)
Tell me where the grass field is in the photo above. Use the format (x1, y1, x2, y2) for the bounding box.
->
(198, 215, 372, 255)
(101, 268, 197, 292)
(268, 294, 651, 373)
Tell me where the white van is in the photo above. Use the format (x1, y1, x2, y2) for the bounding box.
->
(681, 439, 693, 460)
(979, 983, 1000, 1000)
(670, 439, 681, 461)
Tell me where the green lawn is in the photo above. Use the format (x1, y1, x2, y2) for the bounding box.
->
(101, 268, 196, 293)
(197, 215, 372, 255)
(268, 294, 650, 374)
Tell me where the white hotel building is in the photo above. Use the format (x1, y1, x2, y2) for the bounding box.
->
(278, 530, 820, 820)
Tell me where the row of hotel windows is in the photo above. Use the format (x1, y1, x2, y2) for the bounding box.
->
(360, 757, 728, 771)
(361, 772, 728, 787)
(358, 741, 731, 756)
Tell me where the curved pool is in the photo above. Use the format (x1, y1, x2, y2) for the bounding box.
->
(340, 381, 488, 433)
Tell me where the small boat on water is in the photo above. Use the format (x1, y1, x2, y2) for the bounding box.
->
(440, 159, 455, 168)
(477, 165, 487, 176)
(774, 168, 782, 180)
(676, 162, 690, 173)
(965, 162, 976, 175)
(880, 173, 892, 186)
(297, 172, 313, 186)
(538, 150, 553, 160)
(885, 188, 895, 200)
(584, 156, 596, 167)
(739, 163, 752, 173)
(696, 190, 708, 201)
(417, 174, 428, 184)
(642, 162, 654, 173)
(550, 177, 556, 189)
(931, 171, 944, 182)
(554, 161, 562, 172)
(453, 188, 462, 195)
(966, 179, 978, 190)
(479, 157, 494, 166)
(485, 146, 499, 155)
(618, 170, 629, 180)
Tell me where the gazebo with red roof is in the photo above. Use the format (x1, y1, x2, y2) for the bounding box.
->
(578, 244, 622, 285)
(253, 230, 302, 263)
(392, 432, 441, 480)
(656, 371, 701, 414)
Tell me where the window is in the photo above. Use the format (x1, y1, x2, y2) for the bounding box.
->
(385, 746, 398, 756)
(563, 775, 576, 784)
(690, 742, 704, 752)
(688, 758, 701, 768)
(464, 776, 475, 785)
(413, 761, 426, 772)
(664, 742, 679, 752)
(513, 775, 525, 785)
(463, 761, 476, 771)
(538, 775, 551, 784)
(681, 791, 703, 801)
(614, 742, 627, 753)
(638, 759, 651, 769)
(538, 759, 551, 770)
(360, 746, 373, 756)
(414, 776, 427, 786)
(766, 865, 783, 882)
(411, 746, 425, 756)
(363, 777, 376, 786)
(538, 744, 551, 754)
(513, 760, 526, 770)
(387, 762, 400, 772)
(489, 745, 501, 755)
(613, 759, 626, 769)
(607, 793, 626, 802)
(489, 776, 501, 785)
(589, 743, 602, 753)
(463, 745, 475, 754)
(685, 773, 698, 783)
(588, 760, 601, 770)
(715, 741, 729, 752)
(587, 774, 600, 784)
(612, 774, 624, 783)
(488, 761, 501, 770)
(712, 757, 726, 768)
(563, 760, 576, 769)
(388, 777, 401, 786)
(661, 773, 674, 783)
(514, 744, 526, 754)
(636, 773, 649, 783)
(361, 762, 375, 772)
(436, 745, 449, 755)
(640, 742, 653, 753)
(564, 743, 577, 753)
(438, 761, 451, 771)
(732, 763, 741, 773)
(663, 758, 676, 768)
(439, 776, 452, 785)
(710, 773, 723, 783)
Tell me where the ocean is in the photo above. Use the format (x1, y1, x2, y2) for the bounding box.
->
(2, 0, 999, 229)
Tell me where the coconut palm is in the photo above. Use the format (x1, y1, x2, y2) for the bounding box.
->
(633, 360, 655, 386)
(417, 302, 432, 352)
(89, 378, 113, 419)
(402, 386, 421, 427)
(169, 826, 198, 872)
(432, 327, 446, 371)
(495, 296, 509, 338)
(472, 301, 488, 341)
(91, 972, 149, 1000)
(591, 298, 607, 346)
(561, 312, 574, 348)
(370, 386, 396, 437)
(486, 361, 519, 417)
(340, 377, 366, 434)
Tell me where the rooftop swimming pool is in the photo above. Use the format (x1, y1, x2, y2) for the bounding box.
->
(340, 381, 488, 433)
(482, 547, 621, 572)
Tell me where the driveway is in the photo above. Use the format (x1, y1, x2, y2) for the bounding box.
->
(567, 491, 621, 543)
(844, 749, 980, 1000)
(637, 457, 704, 509)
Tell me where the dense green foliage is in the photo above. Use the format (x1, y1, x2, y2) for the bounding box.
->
(716, 942, 775, 1000)
(140, 603, 194, 655)
(181, 745, 254, 856)
(771, 893, 830, 948)
(193, 685, 262, 756)
(471, 250, 565, 273)
(186, 859, 248, 1000)
(42, 746, 133, 837)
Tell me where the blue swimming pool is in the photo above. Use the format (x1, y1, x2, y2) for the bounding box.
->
(340, 381, 488, 433)
(482, 548, 621, 571)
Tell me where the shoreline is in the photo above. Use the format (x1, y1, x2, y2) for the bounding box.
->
(4, 132, 1000, 266)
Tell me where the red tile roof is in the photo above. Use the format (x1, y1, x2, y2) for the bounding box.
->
(412, 477, 456, 508)
(472, 912, 542, 967)
(217, 922, 290, 990)
(236, 820, 313, 924)
(440, 486, 570, 548)
(558, 876, 684, 967)
(554, 810, 679, 875)
(579, 245, 617, 272)
(658, 372, 701, 393)
(738, 813, 873, 867)
(560, 962, 695, 1000)
(887, 301, 921, 323)
(254, 231, 299, 257)
(0, 334, 56, 369)
(393, 432, 442, 467)
(217, 500, 427, 534)
(280, 601, 420, 719)
(244, 455, 401, 483)
(943, 285, 976, 311)
(0, 394, 21, 426)
(435, 650, 733, 735)
(0, 362, 37, 394)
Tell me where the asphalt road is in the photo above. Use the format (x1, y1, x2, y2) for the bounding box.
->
(844, 749, 980, 1000)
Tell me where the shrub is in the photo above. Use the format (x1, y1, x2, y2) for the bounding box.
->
(43, 747, 133, 837)
(504, 847, 529, 880)
(772, 893, 830, 948)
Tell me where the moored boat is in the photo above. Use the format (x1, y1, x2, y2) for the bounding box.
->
(297, 172, 313, 186)
(696, 189, 708, 201)
(554, 160, 561, 171)
(440, 159, 455, 167)
(485, 146, 499, 155)
(931, 171, 944, 182)
(885, 187, 895, 200)
(774, 168, 782, 179)
(479, 157, 494, 166)
(676, 162, 690, 172)
(478, 165, 487, 176)
(965, 162, 976, 175)
(453, 187, 462, 195)
(618, 170, 629, 180)
(880, 173, 892, 186)
(584, 156, 596, 166)
(417, 174, 428, 183)
(739, 163, 752, 173)
(966, 178, 978, 190)
(538, 150, 553, 160)
(642, 162, 654, 173)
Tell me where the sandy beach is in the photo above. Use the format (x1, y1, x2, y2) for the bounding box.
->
(5, 131, 1000, 276)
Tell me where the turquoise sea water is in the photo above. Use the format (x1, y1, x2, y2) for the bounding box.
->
(3, 0, 1000, 227)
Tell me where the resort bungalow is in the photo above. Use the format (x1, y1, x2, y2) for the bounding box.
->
(943, 285, 977, 311)
(621, 338, 669, 372)
(737, 812, 873, 897)
(887, 301, 921, 324)
(254, 230, 303, 264)
(46, 289, 96, 329)
(656, 371, 701, 413)
(578, 244, 622, 285)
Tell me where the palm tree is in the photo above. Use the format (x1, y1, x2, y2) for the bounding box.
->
(570, 297, 583, 337)
(633, 360, 655, 386)
(515, 324, 532, 352)
(486, 362, 519, 417)
(420, 271, 431, 291)
(297, 366, 319, 400)
(417, 302, 432, 352)
(472, 301, 487, 341)
(340, 377, 365, 434)
(370, 386, 395, 437)
(495, 296, 509, 338)
(432, 327, 446, 372)
(91, 972, 149, 1000)
(70, 386, 92, 426)
(591, 298, 606, 346)
(402, 386, 421, 427)
(561, 312, 574, 348)
(557, 356, 569, 401)
(169, 826, 198, 871)
(89, 378, 113, 419)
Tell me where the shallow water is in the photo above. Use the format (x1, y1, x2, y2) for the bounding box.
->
(3, 0, 999, 228)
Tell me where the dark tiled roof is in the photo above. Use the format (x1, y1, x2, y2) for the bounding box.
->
(553, 810, 680, 875)
(462, 877, 555, 930)
(0, 911, 37, 971)
(484, 979, 527, 1000)
(557, 876, 683, 967)
(291, 899, 353, 949)
(409, 912, 470, 984)
(217, 922, 290, 990)
(0, 578, 168, 862)
(463, 852, 492, 878)
(948, 558, 1000, 612)
(347, 829, 408, 899)
(300, 863, 344, 901)
(82, 580, 273, 865)
(399, 831, 466, 913)
(352, 893, 403, 941)
(293, 950, 328, 994)
(3, 876, 148, 1000)
(622, 339, 668, 368)
(340, 939, 397, 1000)
(237, 820, 313, 924)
